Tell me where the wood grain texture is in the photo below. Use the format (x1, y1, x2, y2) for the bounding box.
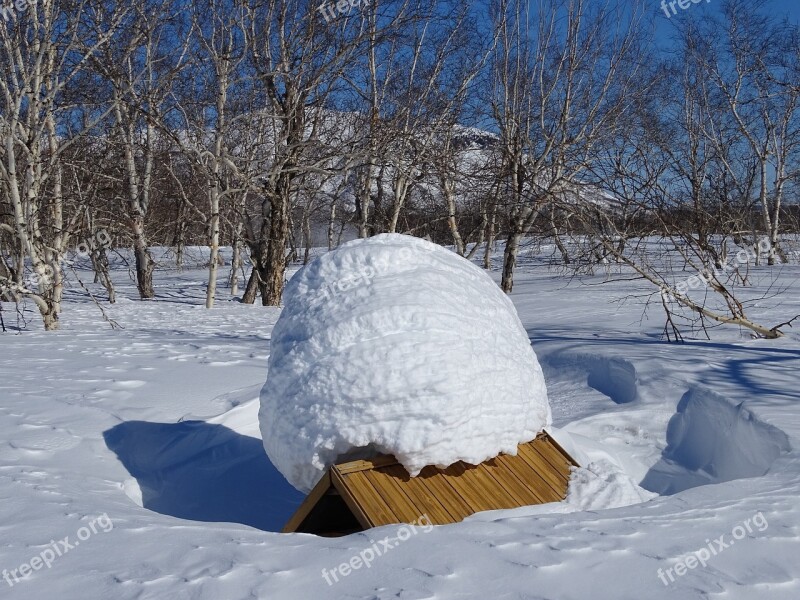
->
(283, 432, 577, 533)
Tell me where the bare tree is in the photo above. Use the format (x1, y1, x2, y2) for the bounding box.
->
(561, 22, 797, 340)
(176, 0, 250, 308)
(701, 0, 800, 266)
(0, 0, 129, 329)
(94, 1, 190, 300)
(489, 0, 649, 293)
(241, 0, 404, 305)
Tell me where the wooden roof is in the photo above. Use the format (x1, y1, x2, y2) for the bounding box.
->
(283, 431, 578, 535)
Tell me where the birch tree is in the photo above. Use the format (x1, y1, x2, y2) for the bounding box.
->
(0, 0, 129, 329)
(490, 0, 649, 293)
(241, 0, 392, 306)
(184, 0, 249, 308)
(701, 0, 800, 265)
(92, 0, 190, 300)
(561, 30, 797, 340)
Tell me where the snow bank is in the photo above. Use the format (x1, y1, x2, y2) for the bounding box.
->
(641, 386, 791, 494)
(567, 460, 657, 510)
(259, 234, 551, 492)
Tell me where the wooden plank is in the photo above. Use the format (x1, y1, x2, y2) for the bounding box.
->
(489, 453, 548, 504)
(342, 471, 403, 527)
(377, 465, 458, 525)
(416, 466, 474, 521)
(330, 468, 375, 529)
(515, 443, 568, 501)
(441, 461, 520, 512)
(474, 460, 534, 507)
(282, 433, 580, 536)
(281, 471, 332, 533)
(438, 463, 496, 513)
(545, 432, 580, 467)
(512, 448, 566, 502)
(529, 437, 573, 485)
(518, 442, 567, 499)
(364, 468, 426, 524)
(535, 436, 578, 480)
(335, 455, 400, 475)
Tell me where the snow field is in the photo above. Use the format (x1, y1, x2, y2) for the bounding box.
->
(0, 244, 798, 598)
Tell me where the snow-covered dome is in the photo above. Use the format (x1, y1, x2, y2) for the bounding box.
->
(259, 234, 551, 493)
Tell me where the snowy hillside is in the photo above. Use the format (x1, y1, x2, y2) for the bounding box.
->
(1, 245, 799, 599)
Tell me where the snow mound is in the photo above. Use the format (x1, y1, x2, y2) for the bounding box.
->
(259, 234, 551, 493)
(567, 460, 657, 510)
(641, 387, 791, 494)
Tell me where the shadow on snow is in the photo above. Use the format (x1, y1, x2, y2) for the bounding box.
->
(103, 420, 304, 532)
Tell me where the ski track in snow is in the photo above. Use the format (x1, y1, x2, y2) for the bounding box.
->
(1, 250, 799, 599)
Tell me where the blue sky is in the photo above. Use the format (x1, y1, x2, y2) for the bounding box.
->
(653, 0, 800, 45)
(655, 0, 800, 21)
(769, 0, 800, 20)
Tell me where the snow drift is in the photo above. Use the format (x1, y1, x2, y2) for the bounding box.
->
(641, 386, 791, 494)
(259, 233, 551, 493)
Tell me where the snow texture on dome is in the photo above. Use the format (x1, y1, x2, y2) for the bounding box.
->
(259, 233, 551, 493)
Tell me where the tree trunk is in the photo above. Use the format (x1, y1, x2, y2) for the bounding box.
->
(133, 217, 155, 299)
(501, 230, 521, 293)
(483, 199, 498, 270)
(327, 201, 337, 250)
(263, 194, 290, 306)
(443, 178, 466, 255)
(34, 257, 64, 331)
(387, 175, 408, 233)
(241, 267, 260, 304)
(40, 300, 60, 331)
(355, 163, 373, 239)
(205, 187, 221, 308)
(229, 226, 242, 296)
(92, 247, 116, 304)
(551, 213, 570, 265)
(242, 215, 271, 305)
(173, 197, 186, 271)
(302, 202, 312, 265)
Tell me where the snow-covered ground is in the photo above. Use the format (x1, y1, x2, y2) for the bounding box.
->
(1, 245, 799, 599)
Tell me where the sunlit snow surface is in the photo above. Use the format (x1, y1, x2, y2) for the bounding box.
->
(0, 244, 798, 599)
(259, 234, 550, 492)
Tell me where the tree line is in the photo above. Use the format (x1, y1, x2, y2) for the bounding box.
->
(0, 0, 798, 336)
